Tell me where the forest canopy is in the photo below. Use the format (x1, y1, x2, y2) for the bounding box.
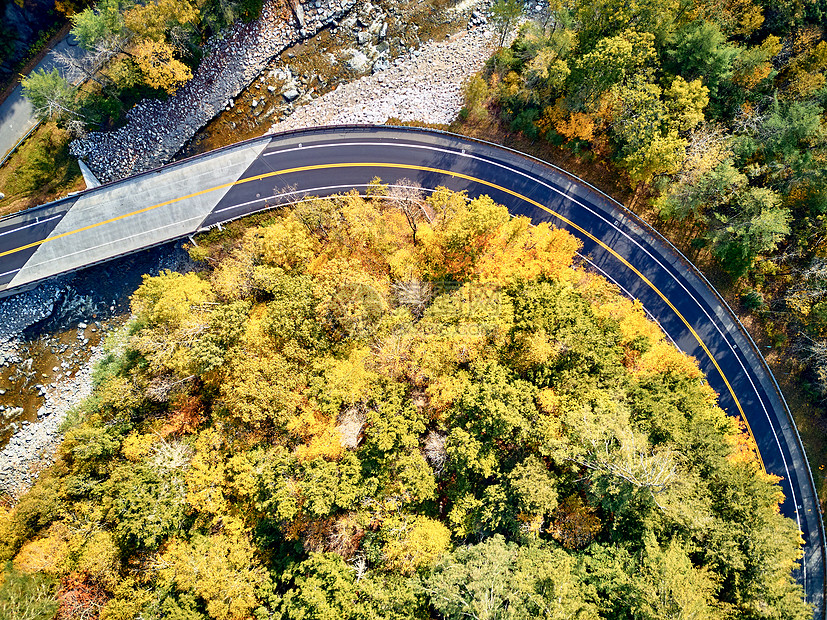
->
(468, 0, 827, 406)
(0, 186, 811, 619)
(473, 0, 827, 280)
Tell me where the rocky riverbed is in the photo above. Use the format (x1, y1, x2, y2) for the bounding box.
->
(268, 24, 498, 130)
(70, 0, 360, 182)
(177, 0, 476, 156)
(0, 344, 102, 498)
(0, 243, 192, 498)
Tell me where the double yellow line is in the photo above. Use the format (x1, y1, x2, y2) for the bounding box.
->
(1, 160, 763, 470)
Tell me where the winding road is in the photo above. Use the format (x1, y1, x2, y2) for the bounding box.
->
(0, 125, 824, 615)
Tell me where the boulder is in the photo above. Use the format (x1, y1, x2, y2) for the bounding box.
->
(372, 57, 390, 73)
(346, 49, 369, 73)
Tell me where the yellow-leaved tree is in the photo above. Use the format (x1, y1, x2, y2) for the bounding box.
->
(123, 0, 198, 41)
(159, 533, 268, 620)
(381, 515, 451, 575)
(132, 39, 192, 94)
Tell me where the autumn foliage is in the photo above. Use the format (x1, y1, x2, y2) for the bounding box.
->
(0, 189, 809, 619)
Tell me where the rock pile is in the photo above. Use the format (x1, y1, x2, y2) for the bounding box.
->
(0, 340, 19, 368)
(0, 347, 101, 498)
(269, 26, 498, 130)
(70, 0, 359, 182)
(0, 281, 65, 345)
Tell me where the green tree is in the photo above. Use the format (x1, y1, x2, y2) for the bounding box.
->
(698, 457, 811, 617)
(653, 158, 746, 220)
(281, 553, 357, 620)
(573, 0, 681, 48)
(611, 77, 688, 185)
(0, 562, 58, 620)
(663, 20, 738, 103)
(639, 539, 718, 619)
(507, 456, 558, 520)
(5, 477, 63, 549)
(573, 29, 656, 109)
(523, 47, 570, 103)
(149, 593, 208, 620)
(425, 535, 517, 620)
(710, 187, 790, 277)
(756, 100, 825, 185)
(106, 464, 189, 552)
(70, 0, 128, 50)
(191, 300, 251, 374)
(353, 573, 426, 620)
(490, 0, 523, 47)
(579, 544, 645, 616)
(62, 423, 124, 477)
(425, 535, 599, 620)
(265, 273, 327, 350)
(21, 68, 81, 124)
(445, 364, 537, 486)
(296, 455, 365, 519)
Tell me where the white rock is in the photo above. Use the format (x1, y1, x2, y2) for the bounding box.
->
(270, 27, 499, 132)
(346, 49, 370, 73)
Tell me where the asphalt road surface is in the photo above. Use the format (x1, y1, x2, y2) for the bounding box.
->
(0, 125, 824, 615)
(0, 32, 84, 161)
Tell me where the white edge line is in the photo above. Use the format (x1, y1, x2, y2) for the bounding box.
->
(263, 139, 800, 527)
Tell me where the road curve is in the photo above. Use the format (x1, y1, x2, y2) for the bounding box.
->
(0, 125, 824, 614)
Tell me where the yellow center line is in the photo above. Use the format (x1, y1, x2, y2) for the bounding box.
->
(2, 160, 763, 470)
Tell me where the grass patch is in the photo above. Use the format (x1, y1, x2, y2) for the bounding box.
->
(0, 123, 84, 218)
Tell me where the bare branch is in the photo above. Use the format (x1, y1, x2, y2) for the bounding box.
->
(388, 178, 430, 244)
(392, 278, 433, 317)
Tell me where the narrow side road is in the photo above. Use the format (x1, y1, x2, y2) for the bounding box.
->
(0, 32, 83, 163)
